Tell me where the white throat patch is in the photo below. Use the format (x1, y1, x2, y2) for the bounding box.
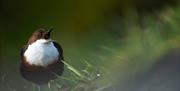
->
(24, 39, 59, 66)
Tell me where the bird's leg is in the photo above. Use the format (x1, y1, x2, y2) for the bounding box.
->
(48, 81, 51, 90)
(32, 84, 36, 91)
(56, 82, 62, 91)
(38, 86, 41, 91)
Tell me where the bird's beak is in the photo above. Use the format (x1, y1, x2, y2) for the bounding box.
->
(44, 28, 53, 39)
(47, 28, 53, 36)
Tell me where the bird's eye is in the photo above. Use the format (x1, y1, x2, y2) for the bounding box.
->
(44, 34, 49, 39)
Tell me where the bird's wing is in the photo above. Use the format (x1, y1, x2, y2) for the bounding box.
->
(52, 41, 64, 61)
(20, 45, 28, 62)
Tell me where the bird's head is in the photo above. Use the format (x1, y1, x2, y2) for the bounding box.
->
(28, 28, 54, 44)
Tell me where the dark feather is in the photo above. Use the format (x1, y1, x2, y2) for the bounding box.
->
(53, 41, 64, 61)
(20, 60, 64, 85)
(20, 45, 28, 62)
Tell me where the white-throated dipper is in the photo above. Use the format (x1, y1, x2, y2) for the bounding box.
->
(20, 28, 64, 85)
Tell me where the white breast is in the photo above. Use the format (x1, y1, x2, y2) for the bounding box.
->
(24, 39, 59, 66)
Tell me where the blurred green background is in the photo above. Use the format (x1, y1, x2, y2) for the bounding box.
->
(0, 0, 180, 91)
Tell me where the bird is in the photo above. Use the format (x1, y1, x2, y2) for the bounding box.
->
(20, 28, 64, 85)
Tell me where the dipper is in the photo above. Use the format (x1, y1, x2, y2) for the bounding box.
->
(20, 28, 64, 85)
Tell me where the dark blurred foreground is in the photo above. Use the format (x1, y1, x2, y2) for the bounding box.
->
(104, 49, 180, 91)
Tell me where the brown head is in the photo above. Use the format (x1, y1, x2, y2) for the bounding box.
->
(28, 28, 53, 44)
